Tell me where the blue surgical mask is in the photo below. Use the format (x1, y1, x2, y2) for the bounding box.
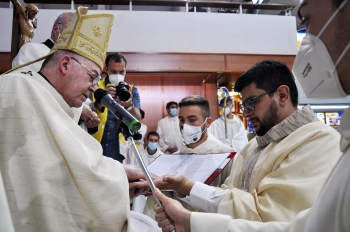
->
(170, 108, 178, 116)
(148, 142, 158, 150)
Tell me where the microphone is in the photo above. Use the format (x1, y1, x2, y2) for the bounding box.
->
(94, 89, 141, 133)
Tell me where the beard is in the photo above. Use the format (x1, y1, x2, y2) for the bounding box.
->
(254, 100, 279, 136)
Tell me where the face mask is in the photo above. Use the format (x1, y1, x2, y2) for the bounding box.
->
(148, 142, 158, 150)
(181, 118, 207, 145)
(109, 74, 125, 85)
(224, 107, 232, 116)
(170, 108, 178, 116)
(292, 0, 350, 98)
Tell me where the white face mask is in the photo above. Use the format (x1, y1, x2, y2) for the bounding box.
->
(292, 0, 350, 98)
(224, 106, 232, 116)
(181, 118, 207, 145)
(109, 74, 125, 86)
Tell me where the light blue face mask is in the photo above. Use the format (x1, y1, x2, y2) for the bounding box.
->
(170, 108, 178, 116)
(148, 142, 158, 150)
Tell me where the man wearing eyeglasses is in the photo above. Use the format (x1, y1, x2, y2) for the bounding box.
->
(152, 60, 342, 231)
(0, 8, 162, 231)
(153, 0, 350, 231)
(11, 12, 100, 131)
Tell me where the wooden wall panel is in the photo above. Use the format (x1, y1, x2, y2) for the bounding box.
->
(202, 73, 219, 120)
(126, 73, 217, 134)
(124, 53, 226, 72)
(225, 54, 296, 72)
(0, 52, 11, 73)
(128, 74, 163, 135)
(1, 52, 296, 74)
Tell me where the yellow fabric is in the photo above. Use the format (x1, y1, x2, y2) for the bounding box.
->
(92, 79, 134, 146)
(52, 7, 113, 70)
(0, 69, 130, 231)
(93, 78, 108, 142)
(218, 121, 342, 222)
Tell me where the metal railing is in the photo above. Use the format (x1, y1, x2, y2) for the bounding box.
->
(19, 0, 295, 15)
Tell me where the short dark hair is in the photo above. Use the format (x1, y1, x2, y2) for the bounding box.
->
(105, 52, 127, 68)
(166, 101, 178, 109)
(147, 131, 159, 140)
(219, 97, 232, 106)
(140, 109, 145, 120)
(179, 95, 210, 119)
(234, 60, 298, 107)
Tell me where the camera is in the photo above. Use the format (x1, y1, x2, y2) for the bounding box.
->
(115, 81, 131, 102)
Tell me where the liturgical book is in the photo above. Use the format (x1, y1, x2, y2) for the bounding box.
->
(147, 152, 235, 185)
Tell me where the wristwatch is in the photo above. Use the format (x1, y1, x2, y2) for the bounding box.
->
(126, 103, 133, 111)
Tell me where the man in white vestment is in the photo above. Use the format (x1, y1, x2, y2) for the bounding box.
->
(209, 97, 248, 153)
(142, 131, 164, 166)
(0, 7, 160, 232)
(178, 95, 235, 186)
(153, 59, 344, 231)
(12, 12, 73, 71)
(157, 101, 183, 154)
(12, 11, 99, 130)
(144, 96, 235, 219)
(177, 95, 235, 156)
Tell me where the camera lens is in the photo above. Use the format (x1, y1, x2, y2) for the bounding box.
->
(116, 81, 131, 102)
(118, 90, 131, 102)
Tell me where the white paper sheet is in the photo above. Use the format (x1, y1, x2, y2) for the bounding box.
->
(147, 153, 231, 183)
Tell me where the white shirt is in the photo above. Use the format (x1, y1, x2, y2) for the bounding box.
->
(156, 116, 182, 153)
(141, 148, 164, 166)
(209, 115, 248, 154)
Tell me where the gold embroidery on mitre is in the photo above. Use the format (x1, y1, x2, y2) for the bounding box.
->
(79, 41, 102, 59)
(56, 36, 68, 44)
(93, 26, 102, 37)
(80, 33, 104, 51)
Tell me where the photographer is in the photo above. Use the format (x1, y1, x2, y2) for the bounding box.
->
(94, 52, 142, 163)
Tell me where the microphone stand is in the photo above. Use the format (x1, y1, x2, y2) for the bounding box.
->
(115, 114, 176, 231)
(117, 119, 164, 206)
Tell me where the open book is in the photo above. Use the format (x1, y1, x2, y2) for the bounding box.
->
(147, 153, 235, 184)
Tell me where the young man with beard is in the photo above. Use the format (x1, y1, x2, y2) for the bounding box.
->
(154, 0, 350, 231)
(153, 60, 342, 231)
